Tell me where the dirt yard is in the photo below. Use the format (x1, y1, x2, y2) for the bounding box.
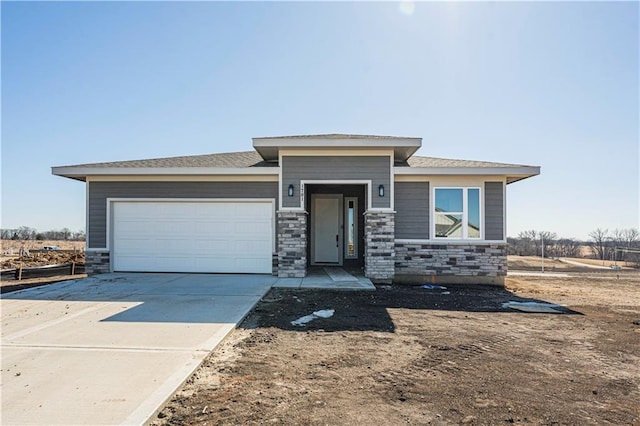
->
(152, 273, 640, 425)
(1, 240, 85, 270)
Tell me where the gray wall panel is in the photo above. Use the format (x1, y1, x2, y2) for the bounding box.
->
(394, 182, 429, 239)
(484, 181, 504, 240)
(282, 156, 391, 208)
(88, 181, 278, 248)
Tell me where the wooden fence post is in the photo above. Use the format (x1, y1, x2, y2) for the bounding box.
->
(17, 263, 23, 281)
(71, 262, 76, 276)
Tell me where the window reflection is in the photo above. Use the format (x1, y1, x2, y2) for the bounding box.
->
(435, 189, 463, 212)
(434, 188, 481, 239)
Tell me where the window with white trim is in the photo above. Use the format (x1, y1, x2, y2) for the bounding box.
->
(434, 187, 481, 239)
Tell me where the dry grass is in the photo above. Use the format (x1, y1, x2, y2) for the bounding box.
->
(508, 255, 636, 271)
(1, 240, 85, 253)
(507, 255, 568, 270)
(563, 257, 635, 268)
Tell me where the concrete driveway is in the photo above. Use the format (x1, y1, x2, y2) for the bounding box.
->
(1, 273, 276, 425)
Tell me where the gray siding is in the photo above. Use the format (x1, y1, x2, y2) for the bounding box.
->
(394, 182, 429, 239)
(282, 156, 391, 209)
(484, 182, 504, 240)
(87, 181, 278, 248)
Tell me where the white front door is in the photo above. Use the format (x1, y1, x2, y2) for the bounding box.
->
(311, 195, 342, 264)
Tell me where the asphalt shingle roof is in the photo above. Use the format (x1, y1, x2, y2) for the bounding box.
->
(402, 156, 529, 168)
(61, 151, 276, 169)
(59, 151, 528, 169)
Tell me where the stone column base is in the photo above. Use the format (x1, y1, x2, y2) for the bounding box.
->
(85, 250, 110, 275)
(277, 211, 307, 278)
(364, 211, 395, 284)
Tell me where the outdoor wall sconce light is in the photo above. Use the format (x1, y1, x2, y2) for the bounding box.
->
(378, 184, 385, 197)
(288, 184, 294, 197)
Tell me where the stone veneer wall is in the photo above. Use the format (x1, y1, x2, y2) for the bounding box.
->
(364, 211, 395, 283)
(272, 253, 278, 276)
(85, 250, 110, 275)
(394, 243, 507, 284)
(277, 211, 307, 278)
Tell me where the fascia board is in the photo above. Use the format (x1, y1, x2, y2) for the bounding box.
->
(253, 137, 421, 147)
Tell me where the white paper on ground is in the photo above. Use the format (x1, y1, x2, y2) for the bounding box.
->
(291, 309, 335, 326)
(502, 301, 564, 313)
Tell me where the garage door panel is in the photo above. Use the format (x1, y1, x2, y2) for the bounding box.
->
(154, 239, 195, 252)
(114, 255, 154, 271)
(115, 220, 155, 235)
(233, 257, 272, 273)
(115, 238, 155, 253)
(154, 221, 196, 235)
(194, 239, 231, 252)
(113, 201, 273, 273)
(156, 256, 196, 271)
(234, 203, 270, 216)
(236, 220, 271, 234)
(195, 220, 234, 235)
(234, 239, 270, 253)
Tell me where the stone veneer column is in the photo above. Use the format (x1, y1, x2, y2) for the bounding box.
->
(364, 211, 395, 284)
(277, 211, 307, 278)
(85, 250, 110, 275)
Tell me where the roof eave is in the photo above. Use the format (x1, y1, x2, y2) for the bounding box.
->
(51, 166, 279, 181)
(394, 166, 541, 184)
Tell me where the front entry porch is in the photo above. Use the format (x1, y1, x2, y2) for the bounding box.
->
(277, 183, 396, 283)
(273, 266, 375, 290)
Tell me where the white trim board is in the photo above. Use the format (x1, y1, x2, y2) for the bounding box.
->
(298, 180, 373, 211)
(279, 148, 394, 156)
(395, 239, 507, 244)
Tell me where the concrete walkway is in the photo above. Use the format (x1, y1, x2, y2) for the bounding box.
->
(1, 273, 275, 425)
(273, 267, 375, 290)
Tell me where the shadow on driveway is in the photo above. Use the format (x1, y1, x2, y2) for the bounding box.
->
(1, 273, 276, 324)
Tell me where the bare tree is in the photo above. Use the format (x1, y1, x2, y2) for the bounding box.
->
(552, 238, 581, 258)
(72, 229, 86, 241)
(621, 228, 639, 247)
(516, 230, 537, 256)
(616, 228, 640, 265)
(1, 226, 86, 242)
(589, 228, 610, 261)
(538, 231, 557, 258)
(16, 226, 36, 240)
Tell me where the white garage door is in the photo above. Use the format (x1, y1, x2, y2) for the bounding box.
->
(112, 201, 273, 273)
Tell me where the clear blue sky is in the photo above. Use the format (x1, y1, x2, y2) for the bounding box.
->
(2, 1, 638, 240)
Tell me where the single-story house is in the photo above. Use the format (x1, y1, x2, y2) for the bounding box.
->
(52, 134, 539, 285)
